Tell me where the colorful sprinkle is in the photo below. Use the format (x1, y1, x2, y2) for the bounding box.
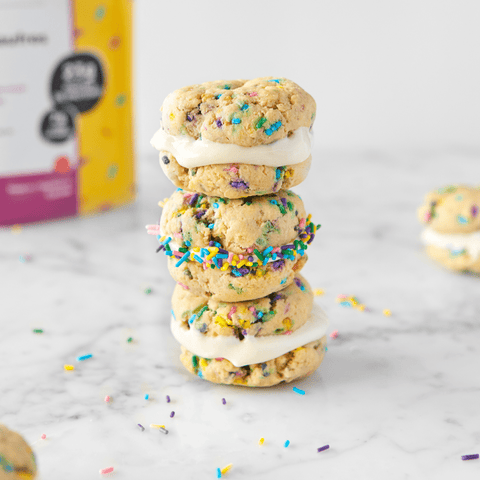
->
(137, 424, 145, 431)
(170, 411, 175, 418)
(284, 440, 290, 448)
(40, 434, 47, 440)
(317, 445, 330, 452)
(64, 365, 74, 371)
(232, 118, 241, 124)
(100, 467, 114, 475)
(330, 330, 339, 339)
(313, 289, 324, 296)
(462, 454, 479, 461)
(258, 437, 265, 445)
(217, 468, 222, 478)
(221, 464, 233, 475)
(222, 398, 226, 405)
(383, 309, 392, 317)
(292, 387, 305, 395)
(105, 396, 111, 403)
(144, 394, 149, 400)
(127, 337, 133, 343)
(33, 329, 43, 334)
(166, 395, 171, 403)
(77, 354, 93, 361)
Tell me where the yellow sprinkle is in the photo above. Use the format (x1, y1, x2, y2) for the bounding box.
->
(358, 304, 366, 311)
(246, 262, 253, 267)
(304, 235, 311, 243)
(214, 315, 230, 327)
(233, 255, 239, 262)
(169, 113, 175, 120)
(313, 225, 317, 233)
(193, 247, 200, 252)
(237, 260, 246, 268)
(231, 261, 237, 266)
(206, 247, 218, 261)
(283, 317, 292, 330)
(256, 269, 264, 277)
(64, 365, 75, 371)
(200, 358, 209, 369)
(221, 262, 230, 271)
(150, 424, 166, 429)
(258, 437, 265, 445)
(221, 464, 233, 475)
(383, 309, 392, 317)
(313, 289, 324, 296)
(307, 214, 312, 222)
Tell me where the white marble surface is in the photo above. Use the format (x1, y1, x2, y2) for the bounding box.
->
(1, 149, 480, 480)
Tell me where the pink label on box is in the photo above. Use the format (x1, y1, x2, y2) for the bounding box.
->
(0, 170, 77, 226)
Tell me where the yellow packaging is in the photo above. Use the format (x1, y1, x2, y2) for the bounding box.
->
(0, 0, 134, 225)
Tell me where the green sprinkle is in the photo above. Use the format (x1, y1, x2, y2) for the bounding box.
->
(197, 305, 208, 318)
(179, 247, 188, 253)
(254, 249, 264, 261)
(33, 329, 43, 334)
(255, 117, 267, 130)
(127, 337, 133, 343)
(287, 201, 294, 211)
(144, 287, 152, 294)
(192, 355, 198, 368)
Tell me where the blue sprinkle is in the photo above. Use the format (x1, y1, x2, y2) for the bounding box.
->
(185, 240, 191, 247)
(280, 278, 287, 284)
(162, 237, 172, 245)
(275, 168, 282, 179)
(217, 254, 228, 259)
(293, 386, 305, 395)
(214, 242, 222, 248)
(171, 309, 176, 320)
(272, 253, 277, 261)
(232, 118, 241, 124)
(213, 203, 219, 208)
(213, 257, 220, 269)
(175, 251, 190, 267)
(264, 246, 273, 255)
(241, 104, 249, 110)
(268, 79, 280, 83)
(265, 128, 273, 136)
(145, 394, 149, 400)
(257, 312, 264, 318)
(340, 301, 352, 307)
(198, 370, 203, 378)
(457, 215, 468, 224)
(189, 314, 197, 324)
(165, 250, 173, 256)
(175, 188, 183, 192)
(77, 354, 93, 361)
(208, 224, 215, 229)
(284, 440, 290, 448)
(194, 255, 204, 263)
(298, 249, 305, 256)
(215, 94, 222, 99)
(269, 199, 277, 205)
(201, 248, 209, 257)
(217, 467, 222, 478)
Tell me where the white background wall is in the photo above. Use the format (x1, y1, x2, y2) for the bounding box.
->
(134, 0, 480, 156)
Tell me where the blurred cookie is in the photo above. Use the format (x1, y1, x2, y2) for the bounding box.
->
(0, 424, 37, 480)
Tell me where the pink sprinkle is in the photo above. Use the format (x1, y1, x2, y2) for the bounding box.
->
(203, 262, 208, 270)
(223, 165, 238, 173)
(285, 330, 292, 335)
(249, 307, 256, 313)
(337, 294, 347, 299)
(238, 254, 243, 260)
(178, 282, 189, 290)
(227, 306, 237, 319)
(249, 92, 258, 97)
(235, 371, 243, 377)
(215, 357, 224, 361)
(247, 247, 253, 253)
(100, 467, 114, 475)
(330, 330, 339, 339)
(299, 218, 306, 229)
(173, 250, 181, 256)
(228, 252, 234, 262)
(284, 303, 290, 314)
(272, 247, 280, 253)
(104, 395, 111, 403)
(41, 434, 46, 440)
(424, 211, 432, 222)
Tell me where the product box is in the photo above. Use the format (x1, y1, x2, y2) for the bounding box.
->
(0, 0, 134, 226)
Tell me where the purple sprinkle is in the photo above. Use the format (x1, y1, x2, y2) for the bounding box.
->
(317, 445, 329, 453)
(137, 424, 145, 431)
(238, 267, 250, 276)
(299, 234, 308, 239)
(195, 209, 206, 219)
(273, 294, 282, 301)
(217, 258, 223, 268)
(281, 198, 287, 208)
(230, 179, 249, 190)
(282, 244, 295, 250)
(170, 411, 175, 418)
(222, 398, 226, 405)
(307, 234, 315, 244)
(294, 277, 302, 288)
(472, 205, 479, 217)
(277, 253, 284, 259)
(248, 256, 254, 262)
(166, 395, 171, 403)
(462, 454, 479, 461)
(218, 248, 228, 254)
(216, 118, 223, 128)
(186, 114, 194, 121)
(209, 241, 215, 246)
(272, 259, 285, 271)
(189, 193, 199, 205)
(156, 245, 165, 253)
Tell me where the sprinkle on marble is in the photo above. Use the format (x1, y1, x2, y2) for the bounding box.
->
(292, 387, 305, 395)
(461, 454, 479, 461)
(100, 467, 114, 475)
(166, 395, 171, 403)
(383, 309, 392, 317)
(41, 434, 47, 440)
(258, 437, 265, 446)
(216, 468, 222, 478)
(19, 254, 32, 263)
(221, 464, 233, 475)
(284, 440, 290, 448)
(77, 354, 93, 361)
(127, 337, 133, 343)
(33, 329, 43, 334)
(317, 445, 330, 452)
(336, 294, 366, 311)
(144, 287, 152, 294)
(222, 398, 226, 405)
(137, 424, 145, 431)
(313, 289, 324, 296)
(64, 364, 75, 371)
(144, 394, 149, 400)
(104, 396, 111, 403)
(170, 411, 175, 418)
(330, 330, 339, 339)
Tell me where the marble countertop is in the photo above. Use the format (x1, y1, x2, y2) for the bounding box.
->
(2, 149, 480, 480)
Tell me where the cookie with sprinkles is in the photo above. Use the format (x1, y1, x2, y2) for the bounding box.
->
(0, 424, 37, 479)
(148, 189, 319, 301)
(418, 185, 480, 274)
(151, 77, 316, 198)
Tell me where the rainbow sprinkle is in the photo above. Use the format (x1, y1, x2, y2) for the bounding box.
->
(336, 294, 366, 311)
(317, 445, 330, 452)
(77, 354, 93, 361)
(292, 387, 305, 395)
(284, 440, 290, 448)
(462, 454, 479, 461)
(100, 467, 114, 475)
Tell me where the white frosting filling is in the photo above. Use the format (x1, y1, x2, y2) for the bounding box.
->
(421, 227, 480, 260)
(151, 126, 313, 168)
(171, 303, 329, 367)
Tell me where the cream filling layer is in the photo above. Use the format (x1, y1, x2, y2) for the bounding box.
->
(421, 227, 480, 260)
(170, 303, 329, 367)
(151, 126, 313, 168)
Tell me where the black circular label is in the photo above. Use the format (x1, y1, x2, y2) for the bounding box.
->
(50, 53, 105, 113)
(40, 108, 75, 143)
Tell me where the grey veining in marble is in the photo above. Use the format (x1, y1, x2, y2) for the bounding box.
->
(1, 149, 480, 479)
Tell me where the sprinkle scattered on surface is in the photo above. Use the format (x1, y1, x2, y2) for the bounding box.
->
(313, 289, 324, 296)
(166, 395, 171, 403)
(144, 394, 149, 400)
(292, 387, 305, 395)
(64, 365, 74, 371)
(127, 337, 133, 343)
(33, 329, 43, 334)
(216, 467, 222, 478)
(221, 464, 233, 475)
(336, 294, 366, 311)
(41, 434, 46, 440)
(77, 354, 93, 361)
(104, 396, 111, 403)
(330, 330, 339, 339)
(170, 411, 175, 418)
(144, 287, 152, 294)
(100, 467, 114, 475)
(284, 440, 290, 448)
(317, 445, 330, 452)
(137, 424, 145, 431)
(259, 437, 265, 445)
(462, 454, 479, 461)
(222, 398, 226, 405)
(383, 309, 392, 317)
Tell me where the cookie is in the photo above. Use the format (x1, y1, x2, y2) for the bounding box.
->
(158, 152, 312, 199)
(171, 273, 314, 339)
(151, 77, 316, 198)
(418, 185, 480, 234)
(418, 185, 480, 274)
(148, 189, 319, 301)
(159, 77, 315, 147)
(0, 424, 37, 480)
(179, 337, 327, 387)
